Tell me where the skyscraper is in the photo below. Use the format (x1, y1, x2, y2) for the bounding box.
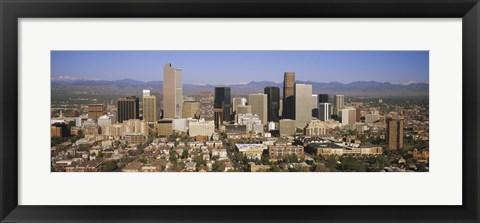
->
(214, 87, 232, 122)
(334, 95, 345, 116)
(318, 94, 329, 103)
(386, 115, 404, 150)
(87, 104, 106, 120)
(294, 84, 312, 128)
(143, 89, 151, 97)
(232, 97, 247, 113)
(264, 86, 280, 122)
(282, 72, 295, 119)
(182, 101, 200, 119)
(117, 96, 139, 123)
(163, 63, 183, 119)
(142, 94, 157, 122)
(341, 108, 356, 126)
(248, 93, 268, 124)
(318, 103, 331, 121)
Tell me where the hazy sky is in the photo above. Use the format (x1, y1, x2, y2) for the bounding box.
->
(51, 51, 429, 85)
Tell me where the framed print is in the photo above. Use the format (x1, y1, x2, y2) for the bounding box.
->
(1, 0, 479, 222)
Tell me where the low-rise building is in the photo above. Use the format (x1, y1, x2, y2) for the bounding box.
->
(268, 145, 305, 160)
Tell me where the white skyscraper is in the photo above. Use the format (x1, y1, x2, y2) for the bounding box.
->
(163, 63, 183, 119)
(318, 103, 331, 121)
(233, 97, 247, 113)
(143, 89, 151, 97)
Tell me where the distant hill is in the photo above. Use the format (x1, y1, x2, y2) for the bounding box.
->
(51, 77, 428, 97)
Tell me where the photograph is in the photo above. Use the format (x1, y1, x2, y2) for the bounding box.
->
(50, 50, 429, 172)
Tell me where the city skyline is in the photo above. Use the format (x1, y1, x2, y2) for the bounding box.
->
(51, 51, 429, 85)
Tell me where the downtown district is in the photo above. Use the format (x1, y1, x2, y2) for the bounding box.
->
(51, 63, 429, 172)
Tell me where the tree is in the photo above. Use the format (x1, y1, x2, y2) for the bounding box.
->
(181, 149, 189, 159)
(212, 161, 225, 172)
(261, 154, 270, 165)
(103, 161, 118, 172)
(338, 156, 366, 172)
(51, 136, 63, 147)
(170, 151, 178, 164)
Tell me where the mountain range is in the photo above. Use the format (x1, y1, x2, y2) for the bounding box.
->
(51, 76, 429, 97)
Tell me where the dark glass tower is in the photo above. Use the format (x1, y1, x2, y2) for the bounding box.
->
(117, 96, 139, 123)
(264, 86, 280, 122)
(214, 87, 232, 122)
(318, 94, 329, 103)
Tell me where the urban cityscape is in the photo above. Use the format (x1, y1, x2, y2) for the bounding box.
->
(51, 51, 429, 172)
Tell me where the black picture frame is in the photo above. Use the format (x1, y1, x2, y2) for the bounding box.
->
(1, 0, 479, 222)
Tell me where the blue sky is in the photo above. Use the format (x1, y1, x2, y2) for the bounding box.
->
(51, 51, 429, 85)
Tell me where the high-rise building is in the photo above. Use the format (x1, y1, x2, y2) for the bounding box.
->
(264, 86, 280, 122)
(282, 72, 295, 119)
(232, 97, 247, 113)
(163, 63, 183, 119)
(356, 107, 362, 122)
(142, 95, 157, 122)
(334, 95, 345, 116)
(236, 105, 252, 115)
(88, 104, 106, 120)
(248, 93, 268, 124)
(279, 100, 283, 117)
(157, 120, 173, 136)
(311, 94, 319, 118)
(386, 115, 404, 150)
(117, 96, 139, 123)
(365, 113, 380, 124)
(294, 84, 312, 128)
(182, 101, 200, 119)
(143, 89, 151, 97)
(235, 105, 252, 122)
(214, 87, 232, 122)
(318, 94, 329, 103)
(318, 103, 331, 121)
(199, 91, 214, 121)
(341, 108, 356, 126)
(279, 119, 296, 136)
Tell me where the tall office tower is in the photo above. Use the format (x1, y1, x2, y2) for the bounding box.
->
(311, 94, 318, 110)
(279, 100, 283, 117)
(334, 95, 345, 116)
(232, 97, 247, 113)
(341, 108, 356, 126)
(248, 93, 268, 124)
(214, 87, 232, 122)
(182, 101, 200, 119)
(87, 104, 106, 120)
(163, 63, 183, 119)
(143, 89, 151, 97)
(356, 107, 361, 122)
(318, 103, 331, 121)
(311, 94, 319, 118)
(117, 96, 139, 123)
(318, 94, 329, 103)
(386, 115, 405, 150)
(264, 86, 280, 122)
(142, 95, 157, 122)
(295, 84, 312, 128)
(282, 72, 295, 119)
(213, 108, 224, 129)
(199, 91, 214, 121)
